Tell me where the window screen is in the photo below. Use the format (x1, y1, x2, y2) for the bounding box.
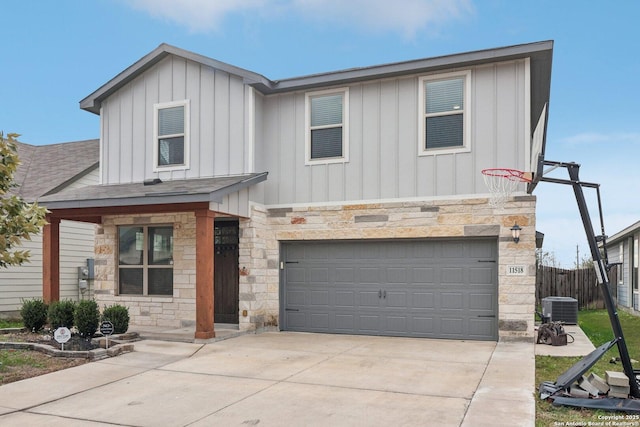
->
(424, 77, 464, 150)
(157, 104, 186, 167)
(309, 93, 344, 160)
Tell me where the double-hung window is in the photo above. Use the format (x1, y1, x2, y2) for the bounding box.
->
(419, 71, 470, 155)
(306, 88, 349, 164)
(154, 100, 189, 170)
(118, 225, 174, 296)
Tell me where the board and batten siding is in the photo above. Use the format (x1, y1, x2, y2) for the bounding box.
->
(256, 59, 530, 205)
(0, 168, 99, 315)
(100, 55, 251, 185)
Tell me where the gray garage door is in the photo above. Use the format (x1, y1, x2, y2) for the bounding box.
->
(280, 239, 497, 341)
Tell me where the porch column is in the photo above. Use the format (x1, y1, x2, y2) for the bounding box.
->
(195, 209, 216, 339)
(42, 215, 61, 303)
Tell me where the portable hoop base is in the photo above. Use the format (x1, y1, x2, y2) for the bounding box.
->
(481, 168, 531, 208)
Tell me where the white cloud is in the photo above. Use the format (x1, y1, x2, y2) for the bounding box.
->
(561, 131, 640, 145)
(128, 0, 268, 33)
(291, 0, 474, 39)
(126, 0, 474, 37)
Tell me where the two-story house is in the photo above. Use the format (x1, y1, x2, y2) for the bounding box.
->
(39, 40, 553, 341)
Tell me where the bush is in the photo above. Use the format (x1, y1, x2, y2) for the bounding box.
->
(74, 300, 99, 339)
(101, 304, 130, 334)
(48, 300, 77, 329)
(20, 298, 48, 332)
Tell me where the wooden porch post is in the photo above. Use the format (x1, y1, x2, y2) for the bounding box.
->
(42, 215, 61, 303)
(194, 209, 215, 339)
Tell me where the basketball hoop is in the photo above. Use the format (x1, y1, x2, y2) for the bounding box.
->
(481, 168, 532, 208)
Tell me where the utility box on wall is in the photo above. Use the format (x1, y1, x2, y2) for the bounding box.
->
(542, 296, 578, 324)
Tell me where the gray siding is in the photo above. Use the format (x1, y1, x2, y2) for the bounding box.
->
(101, 55, 251, 184)
(257, 60, 530, 205)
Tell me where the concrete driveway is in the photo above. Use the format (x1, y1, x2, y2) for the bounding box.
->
(0, 332, 534, 426)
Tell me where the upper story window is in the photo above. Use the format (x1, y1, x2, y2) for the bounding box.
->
(419, 71, 470, 155)
(306, 88, 349, 165)
(154, 100, 189, 171)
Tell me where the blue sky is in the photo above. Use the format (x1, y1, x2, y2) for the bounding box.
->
(2, 0, 639, 267)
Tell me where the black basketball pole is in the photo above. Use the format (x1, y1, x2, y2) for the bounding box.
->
(540, 160, 640, 398)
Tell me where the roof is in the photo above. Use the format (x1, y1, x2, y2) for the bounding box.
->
(11, 139, 99, 202)
(80, 41, 553, 133)
(38, 172, 268, 210)
(605, 220, 640, 246)
(80, 43, 272, 114)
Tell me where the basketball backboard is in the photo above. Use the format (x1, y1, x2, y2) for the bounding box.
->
(528, 103, 548, 192)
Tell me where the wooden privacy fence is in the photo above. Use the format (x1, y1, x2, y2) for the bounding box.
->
(536, 265, 618, 310)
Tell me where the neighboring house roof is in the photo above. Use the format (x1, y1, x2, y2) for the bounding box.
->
(80, 41, 553, 143)
(11, 139, 100, 202)
(605, 220, 640, 246)
(38, 172, 268, 209)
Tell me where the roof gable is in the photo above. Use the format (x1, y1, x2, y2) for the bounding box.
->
(80, 43, 272, 114)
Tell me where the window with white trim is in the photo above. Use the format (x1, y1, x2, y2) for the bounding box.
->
(619, 242, 624, 285)
(306, 89, 349, 164)
(154, 100, 189, 170)
(419, 71, 470, 155)
(118, 225, 173, 296)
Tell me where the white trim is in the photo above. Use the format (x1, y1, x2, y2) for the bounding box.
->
(99, 106, 104, 185)
(305, 87, 349, 165)
(246, 87, 255, 173)
(153, 100, 190, 172)
(524, 57, 532, 173)
(418, 70, 471, 156)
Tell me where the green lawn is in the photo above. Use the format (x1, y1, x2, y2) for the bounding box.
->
(536, 309, 640, 426)
(0, 319, 23, 329)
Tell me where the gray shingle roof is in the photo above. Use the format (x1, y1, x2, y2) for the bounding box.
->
(38, 172, 268, 209)
(11, 139, 99, 202)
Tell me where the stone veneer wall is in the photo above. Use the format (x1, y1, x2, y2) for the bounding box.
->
(239, 196, 537, 340)
(94, 212, 196, 328)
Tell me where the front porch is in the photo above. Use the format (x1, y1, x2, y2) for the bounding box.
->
(38, 173, 268, 340)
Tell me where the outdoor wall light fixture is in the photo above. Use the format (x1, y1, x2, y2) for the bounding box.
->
(511, 223, 522, 244)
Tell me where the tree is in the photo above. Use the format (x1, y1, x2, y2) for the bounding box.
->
(0, 132, 48, 268)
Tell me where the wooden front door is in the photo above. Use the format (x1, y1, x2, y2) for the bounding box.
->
(214, 220, 239, 324)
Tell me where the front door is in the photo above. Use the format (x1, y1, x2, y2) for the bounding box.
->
(214, 220, 239, 323)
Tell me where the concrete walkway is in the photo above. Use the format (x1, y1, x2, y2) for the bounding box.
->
(0, 332, 534, 426)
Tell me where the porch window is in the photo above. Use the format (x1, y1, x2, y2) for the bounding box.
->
(118, 225, 173, 296)
(154, 100, 189, 171)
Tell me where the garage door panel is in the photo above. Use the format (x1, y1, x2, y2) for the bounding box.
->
(282, 239, 497, 340)
(413, 267, 435, 283)
(359, 314, 381, 331)
(411, 292, 435, 309)
(386, 291, 407, 307)
(335, 314, 355, 330)
(335, 291, 355, 307)
(441, 292, 464, 309)
(359, 291, 381, 307)
(335, 267, 355, 282)
(310, 290, 329, 306)
(310, 313, 329, 328)
(359, 267, 380, 283)
(287, 290, 306, 305)
(441, 317, 464, 335)
(386, 267, 407, 283)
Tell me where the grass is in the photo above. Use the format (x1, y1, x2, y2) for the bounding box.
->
(0, 319, 23, 329)
(536, 309, 640, 426)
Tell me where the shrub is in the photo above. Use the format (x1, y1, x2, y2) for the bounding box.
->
(74, 300, 99, 339)
(48, 300, 77, 329)
(20, 298, 48, 332)
(101, 304, 130, 334)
